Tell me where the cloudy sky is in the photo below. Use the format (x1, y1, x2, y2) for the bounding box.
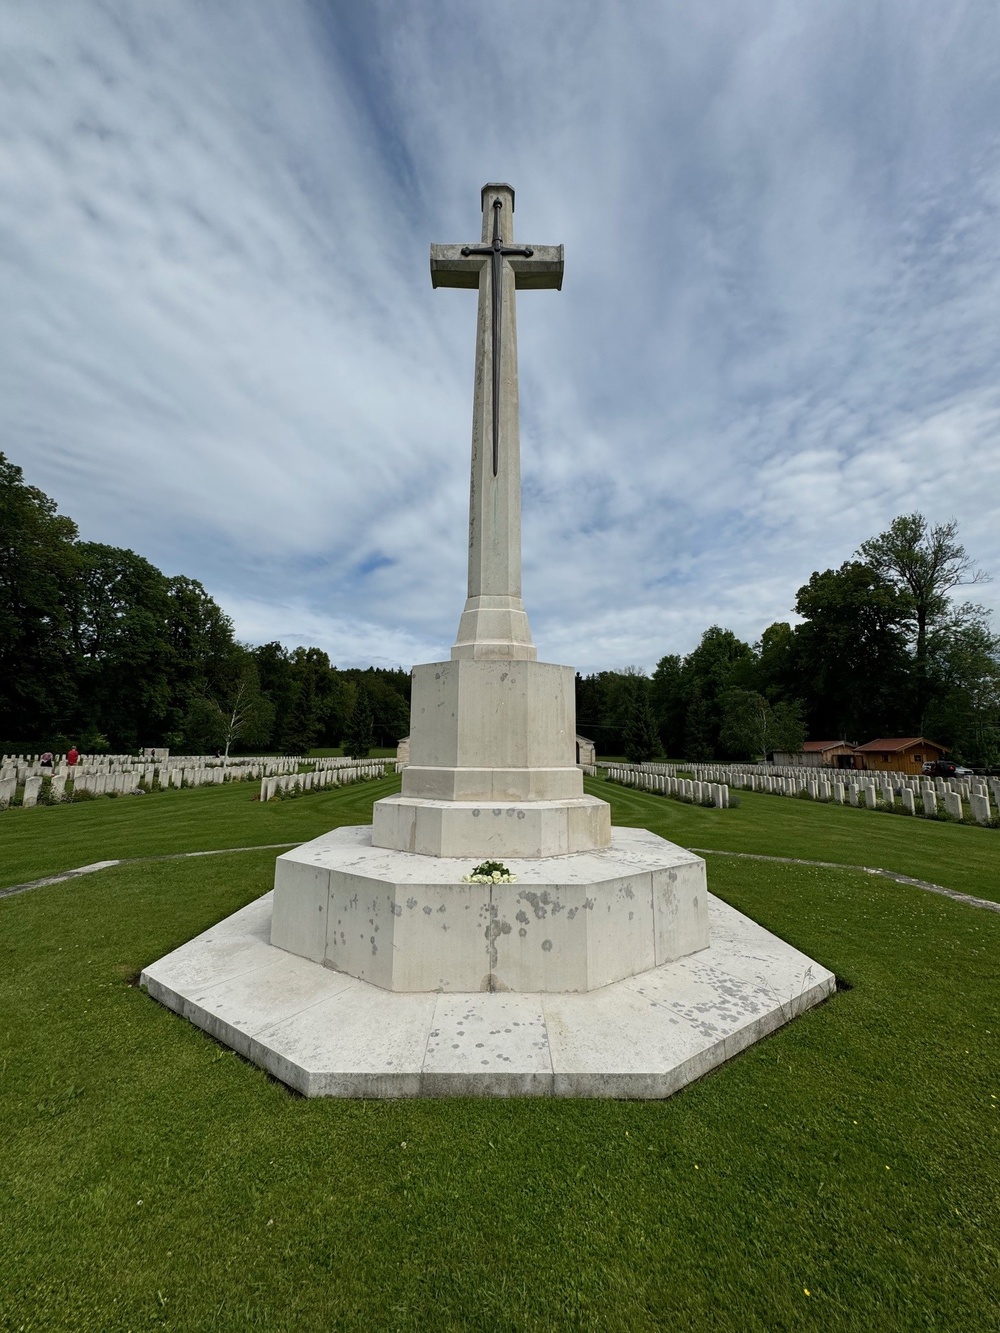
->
(3, 1, 999, 672)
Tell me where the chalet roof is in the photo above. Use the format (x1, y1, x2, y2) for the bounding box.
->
(853, 737, 948, 753)
(800, 740, 852, 752)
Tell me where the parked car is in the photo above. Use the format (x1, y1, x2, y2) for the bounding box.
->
(922, 759, 957, 777)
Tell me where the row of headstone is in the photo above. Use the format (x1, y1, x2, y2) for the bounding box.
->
(605, 765, 729, 808)
(620, 762, 997, 826)
(260, 761, 389, 801)
(644, 760, 1000, 808)
(0, 752, 306, 786)
(0, 754, 400, 811)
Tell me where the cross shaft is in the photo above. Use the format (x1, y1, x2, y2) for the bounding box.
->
(430, 184, 563, 662)
(460, 199, 534, 474)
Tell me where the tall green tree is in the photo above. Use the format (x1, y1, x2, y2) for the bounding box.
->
(344, 686, 375, 758)
(793, 562, 912, 740)
(858, 514, 989, 723)
(185, 654, 275, 758)
(922, 607, 1000, 767)
(651, 628, 755, 760)
(719, 688, 805, 760)
(650, 654, 684, 756)
(0, 453, 78, 738)
(280, 655, 322, 755)
(66, 543, 174, 749)
(619, 672, 662, 763)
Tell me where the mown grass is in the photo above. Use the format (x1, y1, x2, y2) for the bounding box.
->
(1, 781, 999, 1330)
(590, 777, 1000, 903)
(0, 776, 402, 890)
(4, 769, 997, 906)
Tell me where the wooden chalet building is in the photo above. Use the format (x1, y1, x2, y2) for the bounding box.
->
(771, 740, 856, 768)
(851, 737, 949, 776)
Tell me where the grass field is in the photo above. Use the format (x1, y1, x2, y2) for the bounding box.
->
(1, 777, 998, 1330)
(3, 771, 998, 904)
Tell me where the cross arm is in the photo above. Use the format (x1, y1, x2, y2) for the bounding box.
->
(509, 245, 564, 290)
(430, 245, 484, 289)
(430, 243, 565, 290)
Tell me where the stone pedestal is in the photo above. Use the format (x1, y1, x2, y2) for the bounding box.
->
(372, 657, 612, 858)
(270, 826, 708, 994)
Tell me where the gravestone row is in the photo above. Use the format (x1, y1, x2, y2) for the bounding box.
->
(609, 761, 997, 825)
(0, 754, 397, 811)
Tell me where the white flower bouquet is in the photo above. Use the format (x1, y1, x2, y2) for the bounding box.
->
(463, 859, 517, 884)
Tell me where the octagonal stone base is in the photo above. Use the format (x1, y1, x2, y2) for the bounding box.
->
(140, 891, 835, 1098)
(269, 826, 708, 993)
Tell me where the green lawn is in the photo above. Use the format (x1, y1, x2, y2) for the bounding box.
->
(1, 781, 998, 1330)
(3, 771, 997, 905)
(591, 778, 1000, 904)
(0, 776, 403, 890)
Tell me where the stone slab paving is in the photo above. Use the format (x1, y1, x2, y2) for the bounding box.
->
(141, 891, 835, 1099)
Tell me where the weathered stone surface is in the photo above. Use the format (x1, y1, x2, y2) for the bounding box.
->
(270, 826, 707, 993)
(373, 653, 612, 858)
(372, 794, 612, 859)
(141, 891, 834, 1099)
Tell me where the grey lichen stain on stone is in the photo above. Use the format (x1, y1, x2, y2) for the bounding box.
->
(370, 935, 378, 956)
(485, 916, 513, 968)
(567, 906, 578, 920)
(423, 905, 433, 915)
(519, 927, 527, 937)
(391, 903, 403, 917)
(515, 909, 529, 925)
(518, 888, 558, 920)
(438, 903, 447, 913)
(623, 885, 635, 900)
(407, 896, 418, 909)
(541, 939, 553, 952)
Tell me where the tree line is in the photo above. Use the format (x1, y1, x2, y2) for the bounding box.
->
(4, 452, 998, 765)
(578, 515, 999, 766)
(0, 454, 408, 755)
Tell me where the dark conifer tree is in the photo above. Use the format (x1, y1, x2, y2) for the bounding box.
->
(344, 686, 374, 758)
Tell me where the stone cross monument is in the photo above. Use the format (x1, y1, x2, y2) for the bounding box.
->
(371, 184, 611, 860)
(262, 183, 711, 994)
(143, 183, 835, 1095)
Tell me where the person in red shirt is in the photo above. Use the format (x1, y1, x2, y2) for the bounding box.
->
(66, 746, 79, 766)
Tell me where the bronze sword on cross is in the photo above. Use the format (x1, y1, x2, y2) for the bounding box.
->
(460, 198, 534, 475)
(430, 184, 564, 477)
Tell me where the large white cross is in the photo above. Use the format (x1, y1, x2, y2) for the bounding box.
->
(431, 183, 564, 661)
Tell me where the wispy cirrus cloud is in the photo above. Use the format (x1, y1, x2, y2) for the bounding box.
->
(2, 0, 999, 672)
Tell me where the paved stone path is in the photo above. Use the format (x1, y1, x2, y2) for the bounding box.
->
(2, 841, 999, 916)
